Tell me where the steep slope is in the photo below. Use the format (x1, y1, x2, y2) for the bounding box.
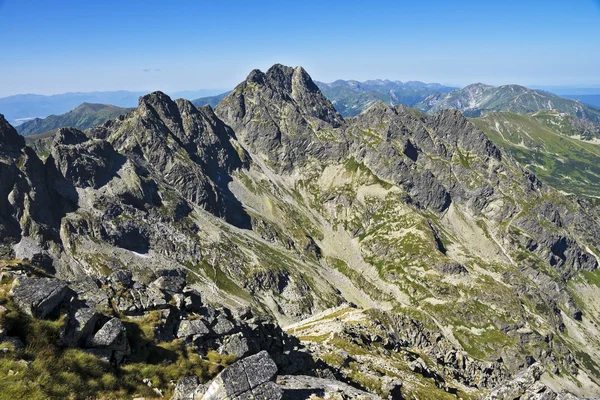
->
(2, 65, 600, 398)
(316, 79, 456, 117)
(471, 111, 600, 198)
(417, 83, 600, 122)
(16, 102, 132, 136)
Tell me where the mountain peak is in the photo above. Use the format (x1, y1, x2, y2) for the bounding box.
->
(0, 113, 25, 155)
(214, 64, 344, 171)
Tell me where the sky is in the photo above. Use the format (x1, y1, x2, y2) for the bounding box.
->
(0, 0, 599, 96)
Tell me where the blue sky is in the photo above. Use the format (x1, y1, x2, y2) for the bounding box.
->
(0, 0, 599, 96)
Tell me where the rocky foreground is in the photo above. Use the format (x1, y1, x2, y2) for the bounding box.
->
(2, 64, 600, 398)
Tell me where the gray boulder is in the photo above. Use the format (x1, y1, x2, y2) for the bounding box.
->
(69, 277, 110, 309)
(11, 277, 71, 318)
(176, 319, 210, 339)
(151, 273, 186, 294)
(202, 350, 280, 400)
(61, 306, 101, 347)
(109, 269, 133, 287)
(218, 332, 250, 359)
(89, 317, 129, 352)
(212, 314, 236, 336)
(172, 376, 205, 400)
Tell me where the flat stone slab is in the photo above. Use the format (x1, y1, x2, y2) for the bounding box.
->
(203, 350, 279, 400)
(11, 277, 71, 318)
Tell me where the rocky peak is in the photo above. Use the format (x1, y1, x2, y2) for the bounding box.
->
(138, 91, 184, 136)
(0, 114, 25, 157)
(53, 127, 90, 146)
(215, 64, 346, 171)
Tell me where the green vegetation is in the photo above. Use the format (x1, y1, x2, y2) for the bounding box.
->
(0, 295, 233, 400)
(17, 103, 132, 137)
(472, 111, 600, 197)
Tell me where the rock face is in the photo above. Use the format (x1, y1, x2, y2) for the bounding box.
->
(2, 63, 600, 398)
(10, 277, 71, 318)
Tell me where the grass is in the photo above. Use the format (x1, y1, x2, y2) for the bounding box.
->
(0, 290, 234, 400)
(471, 111, 600, 197)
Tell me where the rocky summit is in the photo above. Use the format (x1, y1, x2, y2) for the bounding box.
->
(2, 64, 600, 399)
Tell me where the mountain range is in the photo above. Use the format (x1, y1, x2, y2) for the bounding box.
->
(0, 89, 225, 126)
(313, 79, 457, 117)
(2, 64, 600, 398)
(15, 103, 132, 137)
(415, 83, 600, 122)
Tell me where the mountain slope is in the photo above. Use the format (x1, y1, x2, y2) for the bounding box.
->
(417, 83, 600, 122)
(315, 79, 456, 117)
(15, 102, 132, 136)
(1, 65, 600, 398)
(471, 111, 600, 198)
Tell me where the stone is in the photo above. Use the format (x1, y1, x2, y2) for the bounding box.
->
(176, 319, 210, 339)
(151, 271, 186, 294)
(172, 376, 204, 400)
(479, 363, 580, 400)
(183, 288, 203, 312)
(109, 270, 133, 287)
(62, 306, 101, 347)
(212, 314, 236, 336)
(69, 277, 110, 309)
(235, 381, 282, 400)
(11, 277, 71, 318)
(202, 351, 279, 400)
(89, 317, 129, 352)
(218, 332, 250, 359)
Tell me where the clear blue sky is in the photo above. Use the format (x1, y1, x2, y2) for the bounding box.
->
(0, 0, 599, 96)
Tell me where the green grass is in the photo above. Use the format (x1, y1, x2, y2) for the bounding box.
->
(471, 111, 600, 197)
(0, 291, 233, 400)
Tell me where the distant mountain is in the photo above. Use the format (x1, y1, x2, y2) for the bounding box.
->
(0, 89, 225, 125)
(314, 79, 457, 117)
(416, 83, 600, 122)
(471, 110, 600, 197)
(191, 91, 230, 108)
(562, 94, 600, 109)
(16, 103, 132, 136)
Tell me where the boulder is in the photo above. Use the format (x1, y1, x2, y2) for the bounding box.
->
(62, 306, 101, 347)
(217, 332, 250, 359)
(154, 308, 179, 342)
(183, 287, 203, 312)
(212, 314, 236, 336)
(109, 270, 133, 288)
(69, 277, 110, 309)
(89, 317, 129, 352)
(202, 350, 280, 400)
(11, 277, 71, 318)
(177, 319, 210, 339)
(150, 270, 186, 294)
(481, 363, 582, 400)
(172, 376, 204, 400)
